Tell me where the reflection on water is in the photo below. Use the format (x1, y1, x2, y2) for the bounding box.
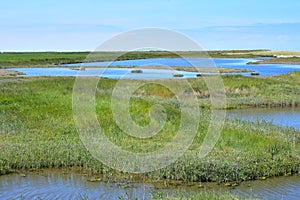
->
(227, 107, 300, 130)
(232, 175, 300, 199)
(0, 170, 153, 200)
(0, 170, 299, 199)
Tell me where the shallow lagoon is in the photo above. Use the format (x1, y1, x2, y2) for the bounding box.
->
(10, 57, 300, 78)
(64, 58, 300, 76)
(9, 67, 199, 79)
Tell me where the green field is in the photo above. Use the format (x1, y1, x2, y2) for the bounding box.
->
(0, 50, 272, 68)
(1, 73, 299, 184)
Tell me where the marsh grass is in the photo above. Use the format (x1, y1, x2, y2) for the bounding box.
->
(0, 75, 299, 183)
(133, 190, 240, 200)
(0, 50, 268, 68)
(0, 51, 180, 67)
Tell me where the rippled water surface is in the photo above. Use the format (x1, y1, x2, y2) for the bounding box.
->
(227, 107, 300, 130)
(0, 170, 299, 200)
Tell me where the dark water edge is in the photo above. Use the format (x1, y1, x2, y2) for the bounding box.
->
(0, 169, 299, 200)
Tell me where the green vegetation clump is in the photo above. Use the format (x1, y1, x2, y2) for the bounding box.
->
(140, 191, 239, 200)
(0, 74, 299, 182)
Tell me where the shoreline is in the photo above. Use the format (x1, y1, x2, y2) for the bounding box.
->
(248, 59, 300, 65)
(0, 69, 25, 76)
(3, 166, 300, 188)
(1, 50, 300, 68)
(1, 65, 253, 74)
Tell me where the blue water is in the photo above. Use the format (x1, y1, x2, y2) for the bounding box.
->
(63, 58, 300, 76)
(227, 107, 300, 130)
(9, 67, 199, 79)
(8, 58, 300, 78)
(1, 170, 299, 200)
(63, 58, 253, 68)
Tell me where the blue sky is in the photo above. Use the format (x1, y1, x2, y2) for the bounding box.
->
(1, 0, 300, 51)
